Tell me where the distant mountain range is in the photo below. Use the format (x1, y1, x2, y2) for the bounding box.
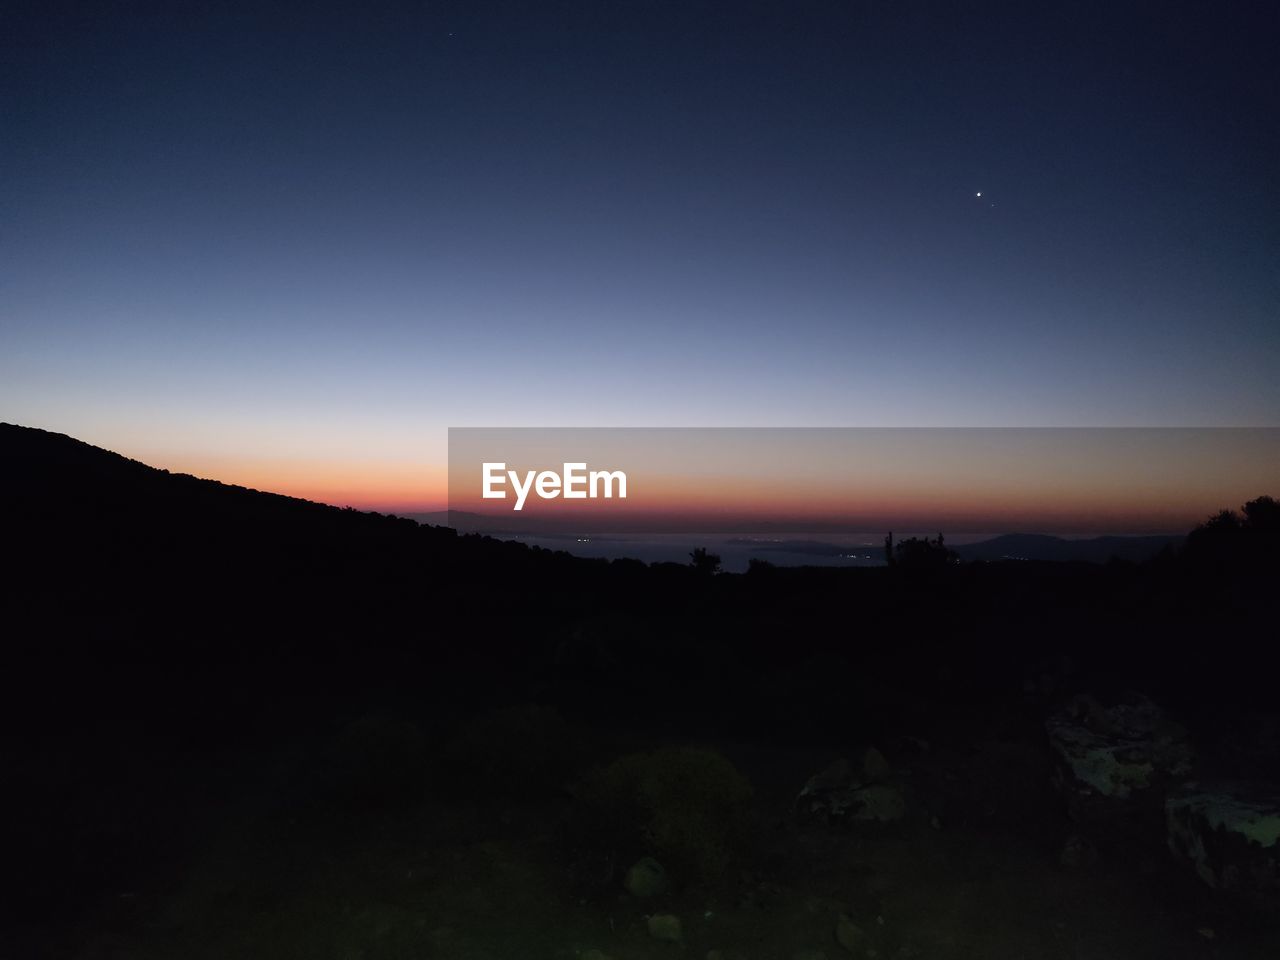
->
(951, 533, 1182, 564)
(730, 533, 1182, 564)
(419, 511, 1183, 564)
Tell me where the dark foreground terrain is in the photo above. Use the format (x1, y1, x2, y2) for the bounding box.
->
(2, 423, 1278, 959)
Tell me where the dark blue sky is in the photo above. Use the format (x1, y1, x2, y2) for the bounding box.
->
(3, 1, 1277, 502)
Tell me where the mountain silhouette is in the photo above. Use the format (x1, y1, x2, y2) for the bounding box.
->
(1, 420, 447, 548)
(953, 533, 1181, 564)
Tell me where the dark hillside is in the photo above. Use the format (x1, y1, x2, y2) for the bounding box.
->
(2, 424, 1277, 958)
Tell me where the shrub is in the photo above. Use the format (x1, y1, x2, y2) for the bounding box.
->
(574, 745, 753, 881)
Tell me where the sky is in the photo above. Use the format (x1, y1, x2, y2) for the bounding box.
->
(3, 1, 1278, 511)
(447, 427, 1280, 534)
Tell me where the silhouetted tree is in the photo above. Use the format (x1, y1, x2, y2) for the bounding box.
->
(883, 531, 894, 566)
(1243, 494, 1280, 534)
(1185, 495, 1280, 571)
(893, 532, 957, 570)
(689, 547, 722, 575)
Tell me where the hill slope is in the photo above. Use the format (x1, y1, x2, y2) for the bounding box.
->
(0, 421, 442, 547)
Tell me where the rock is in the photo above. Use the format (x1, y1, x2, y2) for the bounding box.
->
(1045, 692, 1193, 821)
(797, 754, 905, 823)
(792, 952, 829, 960)
(1166, 780, 1280, 907)
(835, 913, 864, 954)
(860, 746, 891, 783)
(580, 951, 614, 960)
(624, 856, 667, 898)
(802, 758, 856, 793)
(797, 759, 857, 820)
(647, 913, 684, 943)
(851, 784, 905, 822)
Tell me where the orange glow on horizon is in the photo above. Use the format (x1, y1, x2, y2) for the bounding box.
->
(159, 454, 448, 513)
(445, 428, 1280, 533)
(106, 427, 1277, 531)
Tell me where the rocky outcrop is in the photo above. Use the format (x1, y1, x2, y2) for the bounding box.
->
(623, 856, 667, 898)
(1166, 781, 1280, 907)
(645, 913, 683, 943)
(797, 748, 905, 823)
(1045, 693, 1193, 821)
